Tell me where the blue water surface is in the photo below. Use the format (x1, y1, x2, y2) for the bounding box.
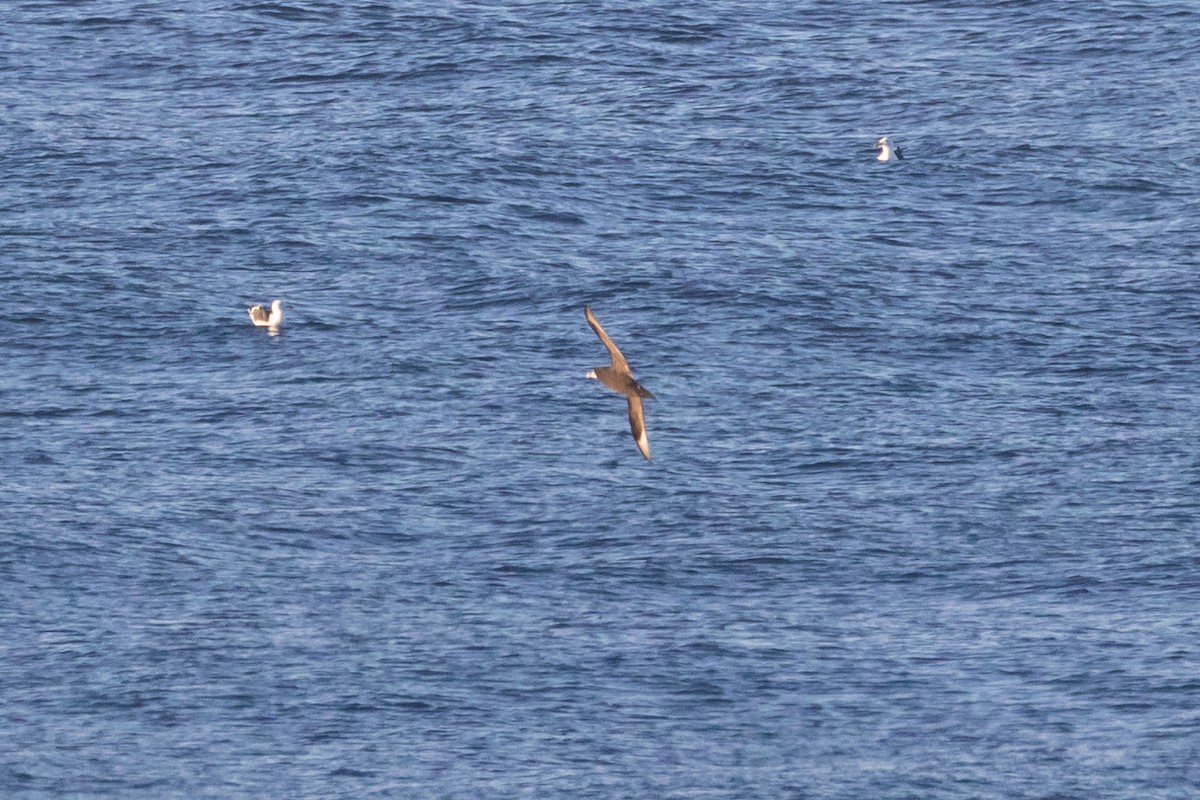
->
(2, 2, 1199, 797)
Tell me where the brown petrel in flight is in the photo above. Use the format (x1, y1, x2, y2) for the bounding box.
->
(585, 305, 655, 461)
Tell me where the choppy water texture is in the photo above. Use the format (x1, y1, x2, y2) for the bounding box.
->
(3, 2, 1200, 797)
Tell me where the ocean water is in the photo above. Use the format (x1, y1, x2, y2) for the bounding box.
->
(3, 1, 1200, 797)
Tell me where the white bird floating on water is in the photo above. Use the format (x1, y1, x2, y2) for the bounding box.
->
(874, 135, 903, 162)
(247, 299, 283, 329)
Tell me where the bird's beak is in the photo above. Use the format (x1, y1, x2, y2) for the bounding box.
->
(584, 370, 597, 379)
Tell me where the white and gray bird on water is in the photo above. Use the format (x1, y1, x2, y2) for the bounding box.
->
(585, 306, 655, 461)
(247, 299, 283, 328)
(874, 135, 903, 161)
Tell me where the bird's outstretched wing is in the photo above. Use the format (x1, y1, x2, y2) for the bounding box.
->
(627, 395, 651, 460)
(585, 306, 629, 372)
(248, 305, 269, 325)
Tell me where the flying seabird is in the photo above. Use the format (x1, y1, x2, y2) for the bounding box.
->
(874, 135, 903, 161)
(585, 305, 655, 461)
(247, 299, 283, 329)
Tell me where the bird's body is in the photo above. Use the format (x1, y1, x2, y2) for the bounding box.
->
(585, 306, 654, 461)
(874, 135, 903, 161)
(247, 299, 283, 328)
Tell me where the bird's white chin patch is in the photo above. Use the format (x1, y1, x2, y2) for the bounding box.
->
(585, 370, 597, 379)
